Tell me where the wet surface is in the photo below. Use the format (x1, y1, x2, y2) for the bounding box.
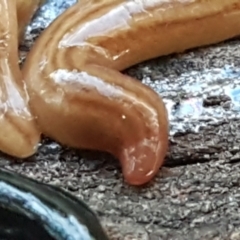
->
(130, 49, 240, 136)
(4, 0, 240, 239)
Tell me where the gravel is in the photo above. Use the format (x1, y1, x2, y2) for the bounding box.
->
(3, 0, 240, 239)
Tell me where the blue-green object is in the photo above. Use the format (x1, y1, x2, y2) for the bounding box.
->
(0, 168, 109, 240)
